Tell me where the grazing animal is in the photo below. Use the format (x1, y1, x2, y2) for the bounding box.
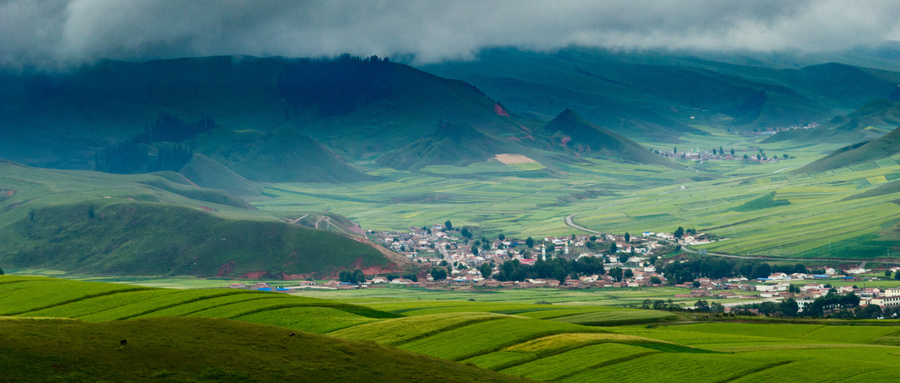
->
(289, 333, 296, 337)
(120, 340, 128, 346)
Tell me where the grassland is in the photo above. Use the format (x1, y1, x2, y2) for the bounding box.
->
(0, 317, 527, 383)
(3, 275, 900, 382)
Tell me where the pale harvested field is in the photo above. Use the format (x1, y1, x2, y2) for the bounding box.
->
(495, 154, 537, 164)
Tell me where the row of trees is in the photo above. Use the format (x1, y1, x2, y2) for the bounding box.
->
(278, 54, 394, 116)
(493, 257, 605, 283)
(660, 256, 808, 285)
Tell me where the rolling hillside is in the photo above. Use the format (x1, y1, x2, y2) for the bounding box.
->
(377, 121, 528, 170)
(796, 125, 900, 174)
(194, 126, 372, 183)
(0, 162, 404, 277)
(544, 109, 672, 166)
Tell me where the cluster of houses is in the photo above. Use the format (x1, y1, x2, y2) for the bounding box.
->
(655, 147, 790, 163)
(363, 224, 710, 283)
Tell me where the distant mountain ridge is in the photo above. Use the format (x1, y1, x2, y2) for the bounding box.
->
(420, 47, 900, 138)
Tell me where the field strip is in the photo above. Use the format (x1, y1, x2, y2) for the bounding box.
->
(448, 329, 610, 362)
(117, 290, 252, 319)
(388, 315, 510, 346)
(716, 360, 793, 383)
(8, 287, 147, 316)
(551, 351, 658, 381)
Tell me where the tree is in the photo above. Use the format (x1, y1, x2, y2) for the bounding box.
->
(352, 269, 366, 284)
(470, 245, 479, 256)
(695, 300, 710, 312)
(444, 220, 453, 230)
(730, 148, 735, 156)
(609, 267, 624, 282)
(461, 227, 472, 239)
(782, 154, 789, 160)
(711, 148, 717, 155)
(673, 147, 677, 153)
(692, 280, 701, 288)
(401, 272, 417, 282)
(624, 269, 634, 279)
(650, 276, 661, 285)
(896, 272, 900, 281)
(886, 270, 893, 279)
(480, 263, 492, 279)
(555, 268, 568, 284)
(624, 232, 630, 243)
(618, 253, 629, 264)
(338, 270, 352, 283)
(780, 298, 799, 317)
(431, 267, 448, 281)
(498, 233, 505, 241)
(608, 242, 618, 255)
(525, 237, 534, 248)
(674, 227, 684, 239)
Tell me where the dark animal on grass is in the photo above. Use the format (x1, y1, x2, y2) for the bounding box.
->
(289, 333, 296, 337)
(120, 340, 127, 346)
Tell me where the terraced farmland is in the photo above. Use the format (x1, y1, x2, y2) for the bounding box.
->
(0, 276, 396, 334)
(4, 275, 900, 382)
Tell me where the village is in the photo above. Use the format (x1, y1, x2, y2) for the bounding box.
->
(232, 222, 900, 314)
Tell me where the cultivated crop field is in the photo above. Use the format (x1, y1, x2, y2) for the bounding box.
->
(3, 276, 900, 382)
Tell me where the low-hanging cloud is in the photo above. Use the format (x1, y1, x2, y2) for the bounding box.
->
(2, 0, 899, 69)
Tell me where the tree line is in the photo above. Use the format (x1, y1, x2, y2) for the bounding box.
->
(661, 257, 808, 285)
(493, 257, 605, 283)
(278, 54, 394, 116)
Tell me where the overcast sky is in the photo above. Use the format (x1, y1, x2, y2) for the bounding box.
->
(2, 0, 899, 69)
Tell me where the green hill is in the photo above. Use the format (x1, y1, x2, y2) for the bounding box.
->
(0, 162, 402, 277)
(196, 126, 372, 183)
(0, 200, 399, 277)
(178, 153, 262, 196)
(796, 125, 900, 174)
(0, 317, 525, 383)
(377, 121, 523, 170)
(544, 109, 672, 166)
(764, 99, 900, 144)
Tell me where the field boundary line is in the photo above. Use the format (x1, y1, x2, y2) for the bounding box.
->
(491, 338, 683, 372)
(448, 329, 607, 362)
(715, 360, 793, 383)
(388, 315, 508, 347)
(118, 290, 254, 320)
(164, 296, 288, 318)
(549, 351, 658, 381)
(7, 287, 148, 316)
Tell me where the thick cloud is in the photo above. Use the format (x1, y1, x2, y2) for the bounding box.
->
(2, 0, 899, 69)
